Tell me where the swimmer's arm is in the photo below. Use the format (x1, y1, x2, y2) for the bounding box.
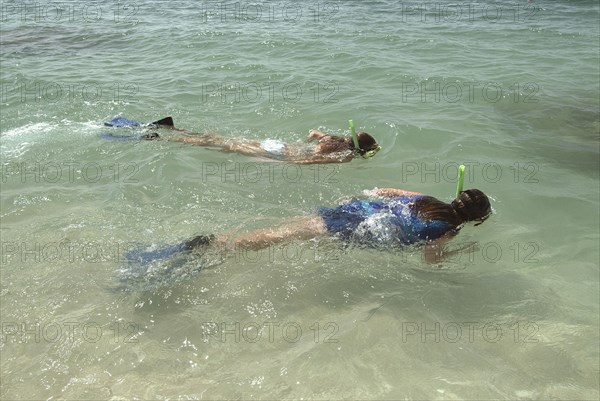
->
(365, 188, 424, 198)
(423, 233, 477, 264)
(286, 144, 353, 164)
(339, 187, 422, 202)
(308, 130, 343, 143)
(291, 153, 354, 164)
(308, 130, 329, 141)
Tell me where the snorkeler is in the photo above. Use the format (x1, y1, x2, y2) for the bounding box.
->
(101, 116, 381, 164)
(126, 188, 492, 274)
(208, 188, 491, 263)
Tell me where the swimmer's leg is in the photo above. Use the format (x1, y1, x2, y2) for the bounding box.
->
(125, 217, 325, 266)
(169, 135, 278, 159)
(213, 216, 328, 251)
(223, 140, 271, 158)
(168, 133, 228, 147)
(118, 219, 325, 290)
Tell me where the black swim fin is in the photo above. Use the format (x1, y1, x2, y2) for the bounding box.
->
(149, 117, 175, 127)
(104, 116, 174, 128)
(116, 234, 217, 291)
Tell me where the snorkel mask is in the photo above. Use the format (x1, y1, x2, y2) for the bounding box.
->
(349, 120, 381, 159)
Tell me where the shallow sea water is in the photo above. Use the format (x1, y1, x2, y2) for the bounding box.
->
(1, 0, 599, 399)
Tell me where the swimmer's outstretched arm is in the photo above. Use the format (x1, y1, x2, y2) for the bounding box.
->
(308, 130, 332, 141)
(289, 153, 354, 164)
(365, 188, 424, 197)
(334, 187, 422, 204)
(307, 130, 351, 144)
(423, 232, 477, 264)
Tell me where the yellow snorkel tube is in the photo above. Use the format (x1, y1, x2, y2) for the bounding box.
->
(456, 164, 465, 198)
(349, 120, 381, 159)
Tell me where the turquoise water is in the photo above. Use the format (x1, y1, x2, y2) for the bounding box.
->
(1, 0, 599, 399)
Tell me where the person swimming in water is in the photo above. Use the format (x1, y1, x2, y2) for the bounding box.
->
(209, 188, 491, 263)
(102, 116, 381, 164)
(125, 188, 492, 282)
(164, 128, 381, 164)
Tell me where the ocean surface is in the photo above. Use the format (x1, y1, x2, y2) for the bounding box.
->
(1, 0, 599, 399)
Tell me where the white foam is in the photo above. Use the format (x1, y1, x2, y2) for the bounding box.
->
(355, 211, 397, 245)
(1, 123, 55, 159)
(1, 122, 53, 137)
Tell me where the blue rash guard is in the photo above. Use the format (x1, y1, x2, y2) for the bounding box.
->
(317, 195, 455, 245)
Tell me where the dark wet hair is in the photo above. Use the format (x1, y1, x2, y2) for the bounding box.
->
(451, 189, 491, 222)
(413, 189, 491, 228)
(318, 131, 379, 155)
(353, 132, 379, 155)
